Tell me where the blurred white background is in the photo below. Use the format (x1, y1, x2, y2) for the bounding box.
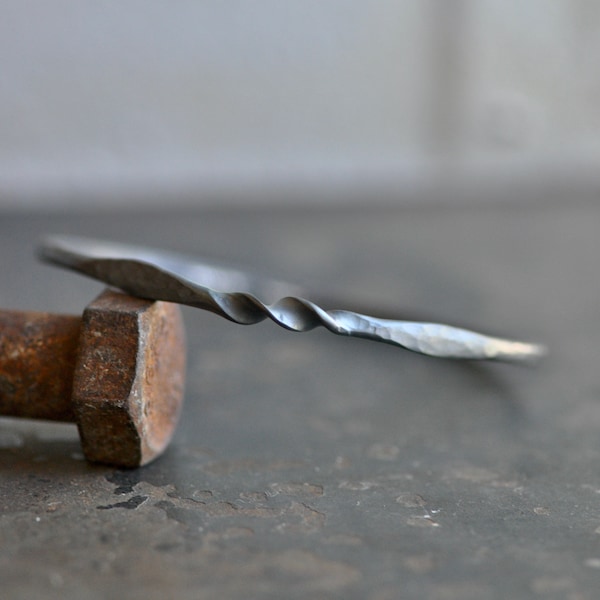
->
(1, 1, 599, 210)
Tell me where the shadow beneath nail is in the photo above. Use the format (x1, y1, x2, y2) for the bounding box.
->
(0, 420, 110, 483)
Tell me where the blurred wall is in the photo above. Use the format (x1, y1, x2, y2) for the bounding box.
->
(1, 1, 599, 210)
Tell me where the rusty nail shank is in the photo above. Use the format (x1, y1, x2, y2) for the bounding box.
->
(0, 289, 186, 468)
(0, 312, 81, 422)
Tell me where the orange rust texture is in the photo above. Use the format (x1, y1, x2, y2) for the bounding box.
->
(138, 297, 186, 463)
(72, 290, 186, 468)
(72, 295, 141, 466)
(0, 310, 81, 422)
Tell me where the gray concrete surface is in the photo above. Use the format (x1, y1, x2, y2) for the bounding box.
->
(1, 201, 600, 599)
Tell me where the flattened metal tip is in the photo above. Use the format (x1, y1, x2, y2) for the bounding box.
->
(38, 235, 546, 364)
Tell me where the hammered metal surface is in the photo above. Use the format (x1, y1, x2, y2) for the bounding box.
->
(39, 236, 544, 362)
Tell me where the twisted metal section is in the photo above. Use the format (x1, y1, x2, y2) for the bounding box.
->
(38, 235, 545, 363)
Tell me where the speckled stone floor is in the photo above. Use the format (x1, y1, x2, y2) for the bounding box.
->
(1, 201, 600, 599)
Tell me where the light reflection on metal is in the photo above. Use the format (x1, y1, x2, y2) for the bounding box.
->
(39, 235, 545, 363)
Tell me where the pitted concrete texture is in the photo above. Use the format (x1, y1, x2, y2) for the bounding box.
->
(2, 202, 600, 599)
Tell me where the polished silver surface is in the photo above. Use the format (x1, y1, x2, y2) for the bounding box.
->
(38, 235, 545, 363)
